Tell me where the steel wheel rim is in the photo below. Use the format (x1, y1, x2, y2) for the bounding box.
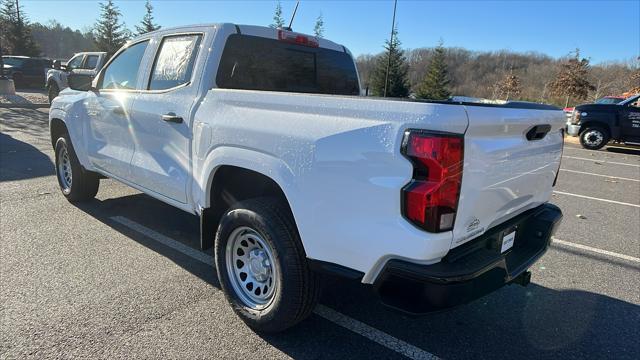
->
(57, 146, 72, 191)
(225, 226, 277, 309)
(584, 130, 603, 147)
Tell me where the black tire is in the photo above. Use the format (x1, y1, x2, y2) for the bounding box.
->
(54, 135, 99, 202)
(214, 197, 320, 333)
(579, 126, 610, 150)
(48, 82, 60, 103)
(11, 72, 24, 89)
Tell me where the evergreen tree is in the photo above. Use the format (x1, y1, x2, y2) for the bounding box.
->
(369, 28, 409, 97)
(415, 42, 451, 100)
(313, 14, 324, 38)
(269, 1, 285, 28)
(135, 0, 161, 35)
(496, 68, 521, 100)
(0, 0, 40, 56)
(94, 0, 129, 58)
(549, 49, 594, 107)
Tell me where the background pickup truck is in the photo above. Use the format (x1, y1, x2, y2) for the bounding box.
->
(49, 23, 564, 332)
(567, 94, 640, 149)
(45, 51, 107, 103)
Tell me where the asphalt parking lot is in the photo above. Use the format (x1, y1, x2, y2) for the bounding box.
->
(1, 107, 639, 359)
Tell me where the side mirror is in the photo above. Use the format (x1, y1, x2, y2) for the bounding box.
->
(68, 73, 94, 91)
(53, 60, 61, 70)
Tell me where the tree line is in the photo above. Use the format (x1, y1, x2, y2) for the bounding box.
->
(1, 0, 160, 59)
(358, 28, 639, 107)
(2, 0, 637, 107)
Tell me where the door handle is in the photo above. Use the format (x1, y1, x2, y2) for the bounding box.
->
(162, 112, 183, 123)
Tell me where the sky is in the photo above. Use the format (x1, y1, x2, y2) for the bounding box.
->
(20, 0, 640, 64)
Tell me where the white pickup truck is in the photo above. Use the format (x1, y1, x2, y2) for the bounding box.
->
(45, 52, 108, 103)
(49, 23, 564, 332)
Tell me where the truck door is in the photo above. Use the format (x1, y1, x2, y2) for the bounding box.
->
(127, 33, 204, 204)
(620, 98, 640, 143)
(83, 40, 150, 181)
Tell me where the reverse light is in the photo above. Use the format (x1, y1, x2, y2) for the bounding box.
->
(277, 29, 319, 48)
(401, 130, 464, 232)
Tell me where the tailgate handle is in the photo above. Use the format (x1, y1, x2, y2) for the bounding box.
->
(526, 124, 552, 141)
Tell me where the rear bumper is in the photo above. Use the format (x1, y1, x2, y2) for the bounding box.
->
(373, 203, 563, 314)
(567, 124, 580, 137)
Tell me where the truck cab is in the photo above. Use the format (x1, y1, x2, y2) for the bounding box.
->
(567, 94, 640, 149)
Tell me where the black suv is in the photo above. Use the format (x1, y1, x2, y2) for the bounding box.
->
(567, 94, 640, 150)
(2, 56, 53, 88)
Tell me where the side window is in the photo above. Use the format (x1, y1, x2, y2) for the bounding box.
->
(83, 55, 99, 69)
(66, 55, 83, 70)
(98, 41, 149, 90)
(148, 34, 202, 90)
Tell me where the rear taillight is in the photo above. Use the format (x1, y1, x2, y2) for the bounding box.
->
(401, 130, 464, 232)
(570, 111, 581, 125)
(277, 29, 319, 48)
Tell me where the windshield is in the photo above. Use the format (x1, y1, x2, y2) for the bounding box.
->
(595, 97, 624, 104)
(2, 57, 24, 67)
(619, 95, 640, 106)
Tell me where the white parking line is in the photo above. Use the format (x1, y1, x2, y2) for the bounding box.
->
(559, 169, 640, 182)
(563, 155, 640, 167)
(110, 216, 438, 360)
(314, 305, 438, 360)
(552, 238, 640, 263)
(553, 191, 640, 208)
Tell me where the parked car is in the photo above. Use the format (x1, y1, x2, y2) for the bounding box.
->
(594, 96, 626, 105)
(49, 23, 564, 332)
(567, 94, 640, 149)
(2, 56, 53, 88)
(45, 52, 108, 103)
(563, 96, 627, 129)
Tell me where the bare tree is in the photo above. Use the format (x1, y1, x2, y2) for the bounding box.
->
(495, 68, 522, 100)
(549, 49, 595, 107)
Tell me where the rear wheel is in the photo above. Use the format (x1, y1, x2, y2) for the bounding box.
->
(214, 197, 319, 333)
(48, 82, 60, 103)
(54, 135, 99, 202)
(580, 127, 609, 150)
(11, 72, 24, 89)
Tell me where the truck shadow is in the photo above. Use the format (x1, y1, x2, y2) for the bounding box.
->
(75, 192, 640, 360)
(0, 132, 54, 181)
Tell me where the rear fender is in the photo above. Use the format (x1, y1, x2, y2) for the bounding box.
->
(196, 146, 297, 208)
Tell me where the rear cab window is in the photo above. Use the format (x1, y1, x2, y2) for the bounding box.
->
(83, 55, 99, 69)
(216, 34, 359, 95)
(148, 34, 202, 91)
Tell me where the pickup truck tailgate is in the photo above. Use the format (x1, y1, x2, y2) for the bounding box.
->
(452, 106, 564, 248)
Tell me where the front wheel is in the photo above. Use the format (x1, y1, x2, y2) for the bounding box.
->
(580, 127, 610, 150)
(54, 136, 99, 202)
(48, 82, 60, 103)
(214, 198, 319, 333)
